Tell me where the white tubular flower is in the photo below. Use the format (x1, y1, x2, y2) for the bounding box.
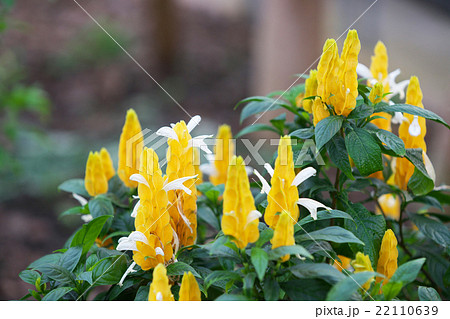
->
(291, 167, 317, 187)
(118, 261, 137, 287)
(264, 163, 274, 177)
(130, 199, 140, 218)
(116, 231, 149, 251)
(391, 111, 406, 124)
(408, 116, 421, 137)
(72, 193, 88, 206)
(296, 198, 331, 220)
(253, 169, 271, 194)
(246, 210, 262, 227)
(156, 126, 179, 141)
(186, 115, 202, 133)
(81, 214, 93, 223)
(187, 134, 213, 154)
(129, 174, 150, 188)
(199, 162, 217, 176)
(176, 199, 193, 234)
(423, 152, 436, 184)
(163, 175, 198, 195)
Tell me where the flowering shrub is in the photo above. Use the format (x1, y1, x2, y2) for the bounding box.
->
(19, 30, 449, 301)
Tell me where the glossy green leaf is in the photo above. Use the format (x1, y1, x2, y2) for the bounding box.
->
(251, 247, 269, 281)
(345, 128, 383, 176)
(315, 116, 344, 151)
(296, 226, 364, 245)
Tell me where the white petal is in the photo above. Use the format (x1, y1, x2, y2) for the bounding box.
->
(156, 292, 163, 301)
(253, 169, 271, 194)
(116, 240, 138, 252)
(176, 200, 193, 234)
(392, 79, 409, 100)
(72, 193, 88, 206)
(296, 198, 331, 220)
(264, 163, 274, 177)
(129, 174, 150, 188)
(118, 262, 137, 287)
(244, 165, 253, 176)
(129, 231, 149, 245)
(292, 167, 317, 187)
(391, 112, 406, 124)
(187, 135, 213, 154)
(131, 199, 140, 218)
(200, 163, 217, 176)
(356, 63, 373, 79)
(156, 126, 179, 141)
(186, 115, 202, 133)
(246, 210, 262, 227)
(205, 153, 215, 162)
(408, 116, 421, 137)
(172, 228, 180, 256)
(155, 247, 165, 256)
(423, 152, 436, 184)
(388, 68, 401, 83)
(163, 175, 197, 195)
(81, 214, 93, 223)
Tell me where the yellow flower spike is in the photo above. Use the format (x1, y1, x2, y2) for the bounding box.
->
(317, 39, 340, 108)
(179, 271, 201, 301)
(100, 147, 115, 180)
(271, 211, 295, 262)
(376, 229, 398, 285)
(222, 156, 260, 249)
(148, 263, 174, 301)
(376, 193, 400, 221)
(312, 97, 330, 126)
(370, 41, 389, 90)
(351, 252, 374, 290)
(165, 121, 198, 247)
(118, 109, 143, 188)
(85, 151, 108, 197)
(333, 255, 352, 272)
(369, 82, 384, 105)
(210, 124, 234, 185)
(302, 69, 318, 113)
(265, 136, 299, 228)
(395, 76, 427, 190)
(193, 148, 203, 186)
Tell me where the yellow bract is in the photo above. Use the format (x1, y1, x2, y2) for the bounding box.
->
(100, 147, 116, 180)
(315, 30, 361, 123)
(271, 211, 295, 262)
(118, 109, 143, 188)
(376, 193, 400, 221)
(376, 229, 398, 285)
(133, 148, 173, 270)
(370, 41, 389, 91)
(351, 252, 374, 290)
(85, 151, 108, 197)
(166, 120, 198, 247)
(210, 124, 234, 185)
(179, 271, 201, 301)
(221, 156, 260, 249)
(333, 255, 351, 272)
(302, 69, 318, 113)
(265, 136, 299, 228)
(395, 76, 427, 190)
(148, 263, 174, 301)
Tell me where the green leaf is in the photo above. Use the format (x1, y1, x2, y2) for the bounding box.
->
(382, 258, 426, 300)
(326, 272, 376, 301)
(42, 287, 74, 301)
(243, 273, 257, 294)
(86, 254, 99, 271)
(344, 203, 386, 268)
(91, 255, 128, 286)
(235, 124, 280, 138)
(204, 271, 241, 290)
(88, 196, 114, 218)
(215, 294, 251, 301)
(408, 213, 450, 248)
(289, 263, 345, 285)
(255, 228, 274, 248)
(374, 103, 449, 129)
(76, 271, 93, 285)
(28, 253, 62, 270)
(404, 148, 434, 195)
(315, 116, 344, 151)
(19, 270, 40, 286)
(134, 285, 150, 301)
(251, 247, 268, 281)
(281, 279, 331, 301)
(263, 275, 280, 301)
(59, 206, 84, 219)
(297, 209, 353, 228)
(166, 261, 201, 278)
(347, 104, 373, 119)
(239, 98, 283, 123)
(296, 226, 364, 245)
(375, 129, 406, 156)
(267, 245, 313, 260)
(326, 135, 354, 179)
(345, 128, 383, 176)
(270, 113, 286, 133)
(418, 286, 441, 301)
(58, 179, 89, 197)
(197, 206, 220, 230)
(36, 264, 75, 285)
(59, 246, 83, 272)
(71, 215, 112, 255)
(290, 127, 315, 139)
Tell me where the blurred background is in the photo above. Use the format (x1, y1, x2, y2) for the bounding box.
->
(0, 0, 449, 300)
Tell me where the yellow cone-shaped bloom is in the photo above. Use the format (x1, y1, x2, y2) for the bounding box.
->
(302, 69, 318, 113)
(210, 124, 234, 185)
(179, 271, 201, 301)
(369, 82, 384, 105)
(376, 194, 400, 221)
(395, 76, 427, 190)
(265, 136, 299, 228)
(333, 255, 352, 272)
(100, 147, 115, 180)
(133, 148, 174, 270)
(376, 229, 398, 285)
(271, 211, 295, 262)
(166, 121, 198, 247)
(118, 109, 143, 188)
(351, 252, 374, 290)
(312, 97, 330, 126)
(85, 151, 108, 196)
(221, 156, 260, 249)
(148, 263, 174, 301)
(316, 30, 361, 119)
(370, 41, 389, 91)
